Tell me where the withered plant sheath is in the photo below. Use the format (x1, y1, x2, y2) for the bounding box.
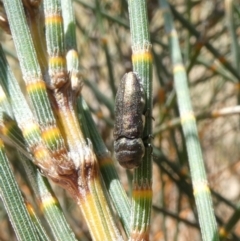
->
(52, 0, 124, 240)
(79, 98, 131, 236)
(2, 0, 74, 177)
(0, 58, 79, 241)
(43, 0, 86, 174)
(0, 83, 79, 241)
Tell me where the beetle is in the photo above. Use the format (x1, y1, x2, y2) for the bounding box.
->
(113, 72, 145, 169)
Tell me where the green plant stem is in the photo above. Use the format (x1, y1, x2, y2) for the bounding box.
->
(2, 0, 74, 178)
(128, 0, 153, 240)
(159, 1, 219, 241)
(0, 139, 40, 241)
(79, 98, 131, 236)
(0, 101, 80, 241)
(153, 148, 240, 240)
(24, 201, 52, 241)
(20, 154, 79, 241)
(3, 0, 57, 127)
(60, 1, 124, 240)
(0, 44, 64, 178)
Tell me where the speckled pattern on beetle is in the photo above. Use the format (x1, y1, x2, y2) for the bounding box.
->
(113, 72, 145, 169)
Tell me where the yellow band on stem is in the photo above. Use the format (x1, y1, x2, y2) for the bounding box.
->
(193, 181, 210, 196)
(49, 56, 66, 67)
(22, 122, 40, 137)
(173, 63, 185, 73)
(26, 80, 46, 93)
(40, 195, 58, 213)
(132, 52, 152, 63)
(180, 111, 195, 125)
(132, 189, 152, 199)
(41, 126, 61, 142)
(45, 15, 63, 25)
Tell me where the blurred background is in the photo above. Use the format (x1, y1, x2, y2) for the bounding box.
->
(1, 0, 240, 240)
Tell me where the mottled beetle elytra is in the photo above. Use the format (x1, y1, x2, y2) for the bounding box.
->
(113, 72, 145, 169)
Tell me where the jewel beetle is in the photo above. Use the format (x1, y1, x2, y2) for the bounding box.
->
(113, 72, 145, 169)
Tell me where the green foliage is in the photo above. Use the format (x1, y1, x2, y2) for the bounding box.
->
(0, 0, 240, 241)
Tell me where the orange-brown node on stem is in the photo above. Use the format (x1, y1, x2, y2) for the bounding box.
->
(98, 153, 115, 167)
(132, 181, 153, 200)
(130, 229, 150, 241)
(132, 188, 152, 199)
(25, 201, 35, 216)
